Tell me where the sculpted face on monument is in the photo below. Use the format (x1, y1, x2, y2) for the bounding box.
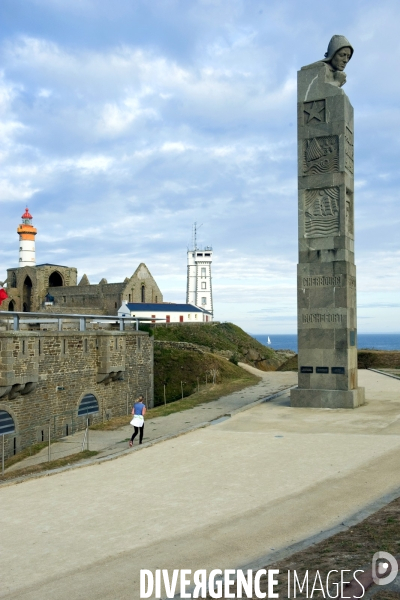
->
(323, 35, 353, 87)
(330, 47, 352, 71)
(301, 35, 354, 88)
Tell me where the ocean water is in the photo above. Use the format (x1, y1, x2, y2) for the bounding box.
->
(251, 333, 400, 353)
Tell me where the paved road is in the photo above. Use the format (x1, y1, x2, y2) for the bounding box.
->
(6, 367, 296, 471)
(1, 370, 400, 599)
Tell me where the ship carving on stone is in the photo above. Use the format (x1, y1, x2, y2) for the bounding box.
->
(304, 187, 340, 237)
(303, 136, 339, 175)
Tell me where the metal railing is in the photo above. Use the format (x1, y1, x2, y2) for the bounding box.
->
(0, 310, 164, 332)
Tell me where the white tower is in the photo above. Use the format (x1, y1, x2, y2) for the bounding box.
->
(186, 223, 213, 315)
(17, 207, 37, 267)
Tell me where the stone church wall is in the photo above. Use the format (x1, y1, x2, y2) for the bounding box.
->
(4, 262, 163, 316)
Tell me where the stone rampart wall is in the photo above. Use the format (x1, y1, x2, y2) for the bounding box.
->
(0, 329, 153, 459)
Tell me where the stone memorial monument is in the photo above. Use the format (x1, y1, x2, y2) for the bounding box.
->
(290, 35, 365, 408)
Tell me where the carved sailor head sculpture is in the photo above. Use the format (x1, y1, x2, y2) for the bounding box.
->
(322, 35, 353, 87)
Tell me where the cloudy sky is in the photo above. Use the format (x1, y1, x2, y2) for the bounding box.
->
(0, 0, 399, 334)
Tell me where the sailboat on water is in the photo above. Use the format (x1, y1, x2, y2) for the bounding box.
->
(267, 336, 271, 345)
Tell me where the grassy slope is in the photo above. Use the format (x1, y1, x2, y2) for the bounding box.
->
(154, 345, 258, 406)
(146, 322, 283, 371)
(357, 350, 400, 369)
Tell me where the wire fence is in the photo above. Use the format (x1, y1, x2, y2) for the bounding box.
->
(1, 409, 95, 477)
(155, 369, 221, 407)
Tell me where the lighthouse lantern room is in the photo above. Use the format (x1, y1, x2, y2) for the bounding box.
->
(17, 208, 37, 267)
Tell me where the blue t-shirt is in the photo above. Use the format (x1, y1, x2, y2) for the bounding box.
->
(133, 402, 145, 415)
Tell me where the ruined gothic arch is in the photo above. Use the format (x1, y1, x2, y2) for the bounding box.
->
(48, 271, 64, 287)
(23, 275, 33, 312)
(8, 300, 15, 311)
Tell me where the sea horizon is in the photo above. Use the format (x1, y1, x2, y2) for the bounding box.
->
(250, 333, 400, 353)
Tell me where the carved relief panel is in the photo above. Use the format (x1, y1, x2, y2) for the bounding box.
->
(304, 186, 339, 237)
(303, 136, 339, 175)
(303, 100, 326, 125)
(346, 190, 354, 235)
(345, 126, 354, 174)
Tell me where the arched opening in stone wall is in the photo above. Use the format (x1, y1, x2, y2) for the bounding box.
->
(78, 393, 99, 417)
(0, 409, 16, 457)
(10, 272, 17, 288)
(8, 300, 15, 311)
(141, 285, 145, 303)
(23, 276, 33, 312)
(48, 271, 63, 287)
(0, 410, 16, 435)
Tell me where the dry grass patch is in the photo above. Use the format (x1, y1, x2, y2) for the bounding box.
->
(0, 450, 98, 483)
(206, 496, 400, 599)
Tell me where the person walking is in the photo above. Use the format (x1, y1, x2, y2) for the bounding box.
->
(129, 395, 146, 446)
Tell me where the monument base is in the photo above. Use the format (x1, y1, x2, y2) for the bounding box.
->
(290, 387, 365, 409)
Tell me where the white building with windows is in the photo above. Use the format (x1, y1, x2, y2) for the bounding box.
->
(186, 245, 213, 316)
(118, 302, 213, 324)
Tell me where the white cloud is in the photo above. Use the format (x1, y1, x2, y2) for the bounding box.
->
(0, 1, 399, 333)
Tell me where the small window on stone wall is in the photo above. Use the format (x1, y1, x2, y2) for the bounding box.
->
(0, 410, 15, 436)
(84, 338, 88, 353)
(78, 393, 99, 417)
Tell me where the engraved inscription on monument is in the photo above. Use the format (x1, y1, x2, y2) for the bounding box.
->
(346, 190, 354, 234)
(345, 126, 354, 174)
(302, 313, 344, 324)
(304, 187, 339, 237)
(303, 99, 326, 125)
(302, 276, 342, 287)
(303, 136, 339, 175)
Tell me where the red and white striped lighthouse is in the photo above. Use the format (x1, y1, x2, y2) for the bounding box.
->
(17, 207, 37, 267)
